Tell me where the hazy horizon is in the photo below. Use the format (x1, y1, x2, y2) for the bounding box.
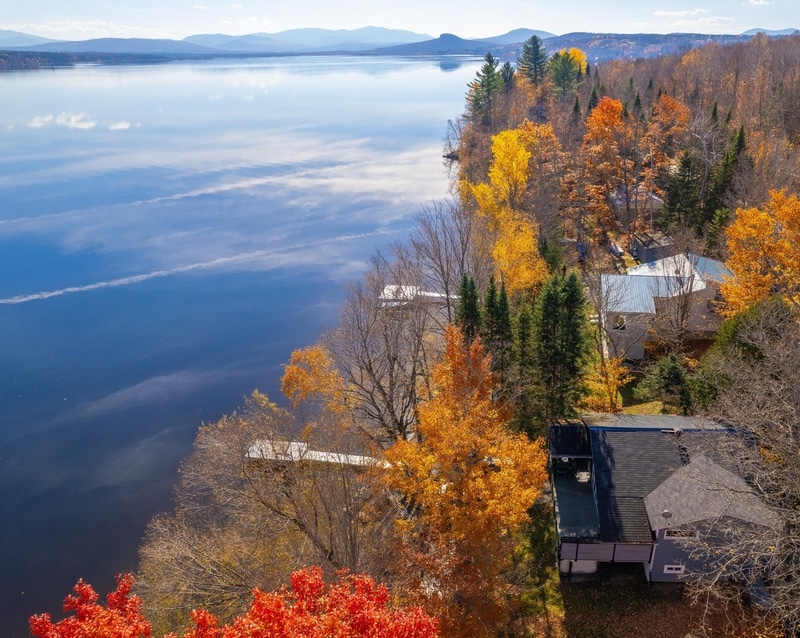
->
(2, 0, 798, 43)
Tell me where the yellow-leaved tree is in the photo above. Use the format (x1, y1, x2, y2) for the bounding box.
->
(722, 189, 800, 315)
(384, 325, 548, 638)
(468, 126, 550, 296)
(582, 355, 634, 413)
(281, 343, 348, 413)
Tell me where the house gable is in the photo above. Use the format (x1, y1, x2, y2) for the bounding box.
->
(644, 453, 781, 531)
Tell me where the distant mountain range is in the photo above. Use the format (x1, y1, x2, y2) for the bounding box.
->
(1, 26, 798, 68)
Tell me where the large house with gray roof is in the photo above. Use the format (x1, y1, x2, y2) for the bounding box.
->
(551, 414, 778, 581)
(601, 253, 732, 359)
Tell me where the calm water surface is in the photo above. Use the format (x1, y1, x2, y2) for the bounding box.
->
(0, 55, 480, 635)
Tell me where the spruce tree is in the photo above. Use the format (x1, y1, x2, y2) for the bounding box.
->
(572, 95, 581, 120)
(663, 151, 701, 232)
(483, 276, 513, 380)
(500, 61, 515, 92)
(634, 353, 692, 415)
(483, 275, 498, 340)
(587, 86, 599, 112)
(456, 274, 481, 342)
(512, 301, 535, 434)
(703, 125, 747, 229)
(530, 271, 588, 423)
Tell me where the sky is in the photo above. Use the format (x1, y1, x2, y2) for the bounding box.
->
(1, 0, 799, 41)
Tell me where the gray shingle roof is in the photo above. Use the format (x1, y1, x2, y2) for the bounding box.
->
(590, 429, 684, 543)
(644, 454, 781, 530)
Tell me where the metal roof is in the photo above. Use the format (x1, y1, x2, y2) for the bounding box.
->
(247, 440, 386, 468)
(694, 255, 733, 283)
(601, 274, 657, 314)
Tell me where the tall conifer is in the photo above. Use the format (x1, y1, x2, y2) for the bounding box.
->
(531, 271, 588, 422)
(456, 274, 481, 342)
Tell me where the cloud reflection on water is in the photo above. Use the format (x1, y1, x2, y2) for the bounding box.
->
(0, 230, 388, 304)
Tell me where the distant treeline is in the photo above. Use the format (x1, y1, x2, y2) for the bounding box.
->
(0, 50, 174, 71)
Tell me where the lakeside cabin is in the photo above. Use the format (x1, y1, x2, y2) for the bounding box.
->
(551, 414, 779, 582)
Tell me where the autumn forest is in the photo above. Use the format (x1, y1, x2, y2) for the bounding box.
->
(31, 33, 800, 638)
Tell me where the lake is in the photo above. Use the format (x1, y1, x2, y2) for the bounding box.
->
(0, 54, 481, 635)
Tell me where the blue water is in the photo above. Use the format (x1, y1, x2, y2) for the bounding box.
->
(0, 55, 481, 635)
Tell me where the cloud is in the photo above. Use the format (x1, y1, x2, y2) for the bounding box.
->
(231, 3, 244, 8)
(3, 20, 177, 40)
(654, 9, 709, 17)
(748, 0, 772, 4)
(193, 4, 210, 10)
(28, 115, 53, 128)
(642, 8, 736, 33)
(107, 121, 131, 131)
(56, 112, 96, 130)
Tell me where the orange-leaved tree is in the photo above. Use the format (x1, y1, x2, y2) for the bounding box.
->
(721, 190, 800, 315)
(31, 569, 438, 638)
(30, 573, 151, 638)
(281, 343, 349, 413)
(581, 96, 633, 234)
(383, 325, 548, 638)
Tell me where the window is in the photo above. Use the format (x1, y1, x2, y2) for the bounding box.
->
(612, 314, 626, 330)
(663, 564, 685, 575)
(665, 529, 699, 540)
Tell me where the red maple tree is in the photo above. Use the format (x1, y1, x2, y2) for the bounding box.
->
(30, 568, 439, 638)
(29, 573, 151, 638)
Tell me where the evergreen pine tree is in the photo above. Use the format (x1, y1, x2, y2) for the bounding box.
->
(467, 53, 503, 125)
(483, 276, 513, 380)
(633, 92, 642, 117)
(516, 35, 548, 85)
(704, 207, 730, 256)
(634, 353, 692, 415)
(483, 275, 498, 340)
(548, 51, 579, 99)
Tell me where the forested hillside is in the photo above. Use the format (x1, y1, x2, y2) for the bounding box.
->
(33, 33, 800, 638)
